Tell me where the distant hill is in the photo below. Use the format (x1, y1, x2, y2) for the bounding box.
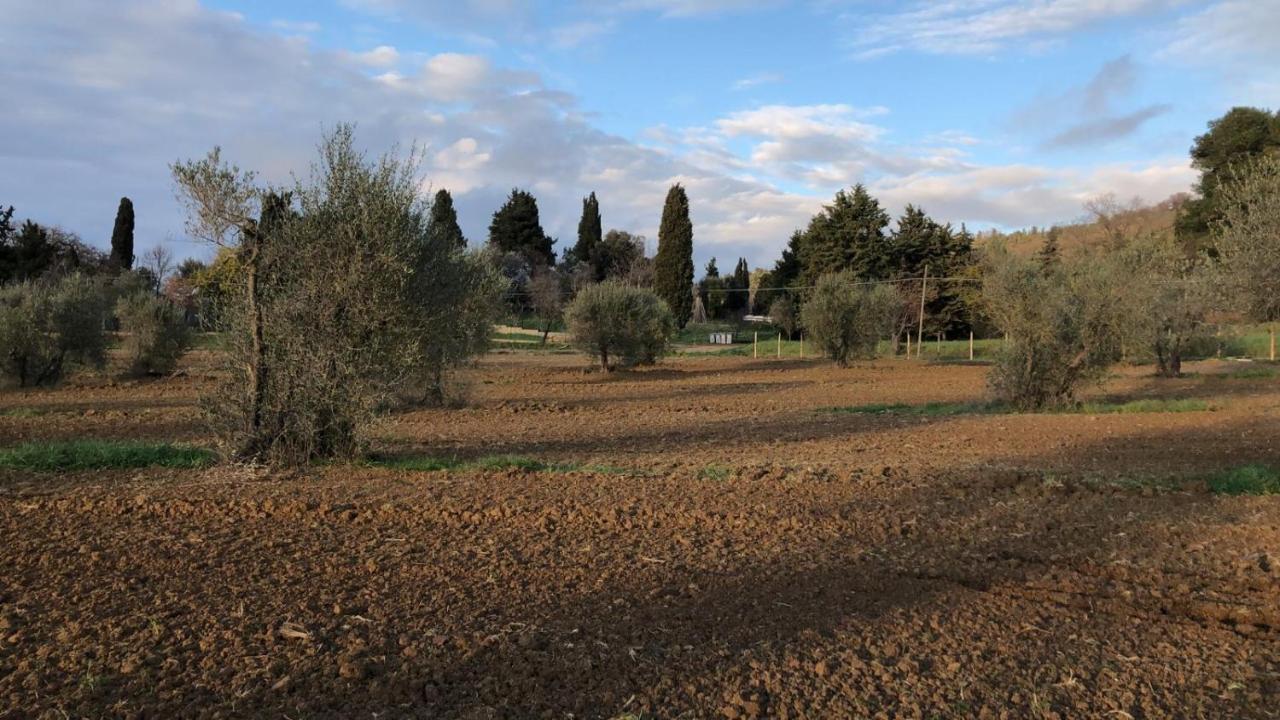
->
(975, 193, 1188, 257)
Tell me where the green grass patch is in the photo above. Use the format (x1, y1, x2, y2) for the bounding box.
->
(1214, 365, 1279, 380)
(698, 464, 731, 481)
(0, 407, 43, 418)
(821, 401, 996, 416)
(1207, 465, 1280, 496)
(1073, 398, 1214, 414)
(0, 440, 215, 472)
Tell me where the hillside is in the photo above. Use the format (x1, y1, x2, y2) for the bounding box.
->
(976, 193, 1186, 257)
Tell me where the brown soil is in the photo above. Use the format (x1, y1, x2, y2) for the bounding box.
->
(2, 353, 1278, 719)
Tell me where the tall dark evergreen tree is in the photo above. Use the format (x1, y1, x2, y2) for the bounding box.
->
(799, 184, 890, 286)
(428, 189, 466, 250)
(110, 197, 135, 270)
(573, 192, 602, 270)
(727, 257, 750, 314)
(704, 257, 719, 278)
(1037, 226, 1062, 271)
(654, 184, 694, 327)
(488, 188, 555, 266)
(0, 205, 14, 282)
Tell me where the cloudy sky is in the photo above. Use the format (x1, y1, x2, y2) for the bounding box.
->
(2, 0, 1276, 269)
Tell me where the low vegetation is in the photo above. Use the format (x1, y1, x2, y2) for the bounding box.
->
(0, 440, 214, 471)
(1206, 465, 1280, 496)
(0, 273, 107, 387)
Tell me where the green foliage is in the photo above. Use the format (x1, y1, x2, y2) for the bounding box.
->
(110, 197, 135, 270)
(588, 229, 646, 283)
(981, 244, 1129, 410)
(0, 440, 214, 471)
(565, 280, 676, 371)
(428, 189, 466, 250)
(1074, 398, 1213, 414)
(769, 295, 798, 339)
(115, 292, 192, 377)
(1214, 154, 1280, 325)
(799, 184, 890, 286)
(799, 271, 898, 366)
(1207, 465, 1280, 496)
(488, 188, 555, 267)
(573, 192, 602, 269)
(1177, 107, 1280, 247)
(172, 126, 500, 466)
(654, 184, 694, 328)
(0, 274, 108, 387)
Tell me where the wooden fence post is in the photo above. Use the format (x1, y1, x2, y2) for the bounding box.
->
(969, 331, 974, 361)
(916, 265, 928, 359)
(754, 331, 758, 359)
(776, 332, 781, 358)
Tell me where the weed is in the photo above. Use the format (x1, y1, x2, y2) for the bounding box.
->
(1207, 465, 1280, 496)
(820, 401, 996, 416)
(1073, 398, 1214, 414)
(0, 407, 42, 418)
(0, 441, 215, 472)
(699, 465, 730, 481)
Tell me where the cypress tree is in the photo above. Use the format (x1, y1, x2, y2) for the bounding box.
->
(488, 188, 555, 266)
(574, 192, 602, 269)
(428, 189, 466, 250)
(654, 184, 694, 327)
(110, 197, 135, 270)
(728, 257, 750, 313)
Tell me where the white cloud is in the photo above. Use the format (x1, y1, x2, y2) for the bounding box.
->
(731, 72, 783, 91)
(0, 0, 1201, 276)
(550, 19, 618, 48)
(848, 0, 1181, 58)
(351, 45, 400, 68)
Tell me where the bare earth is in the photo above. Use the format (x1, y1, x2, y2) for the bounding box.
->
(1, 352, 1278, 719)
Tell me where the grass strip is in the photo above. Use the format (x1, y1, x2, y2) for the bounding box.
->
(0, 440, 215, 471)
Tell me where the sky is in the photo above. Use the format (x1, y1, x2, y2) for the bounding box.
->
(1, 0, 1276, 270)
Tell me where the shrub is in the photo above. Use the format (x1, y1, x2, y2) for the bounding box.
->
(768, 295, 798, 340)
(115, 291, 192, 377)
(799, 271, 898, 366)
(172, 126, 501, 466)
(0, 273, 107, 387)
(564, 280, 675, 371)
(981, 244, 1127, 410)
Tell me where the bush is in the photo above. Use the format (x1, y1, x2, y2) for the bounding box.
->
(768, 295, 798, 340)
(981, 244, 1126, 410)
(115, 291, 192, 376)
(799, 272, 898, 366)
(0, 273, 107, 386)
(564, 280, 675, 371)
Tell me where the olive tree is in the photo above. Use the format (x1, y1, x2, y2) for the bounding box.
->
(565, 280, 675, 371)
(1214, 154, 1280, 358)
(0, 274, 107, 387)
(981, 244, 1127, 410)
(799, 271, 898, 366)
(1114, 235, 1216, 377)
(115, 292, 192, 377)
(172, 125, 500, 465)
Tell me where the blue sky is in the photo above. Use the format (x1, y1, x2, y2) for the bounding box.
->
(1, 0, 1276, 269)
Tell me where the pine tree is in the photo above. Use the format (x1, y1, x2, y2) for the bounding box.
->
(704, 257, 719, 278)
(799, 184, 890, 286)
(110, 197, 135, 270)
(428, 189, 466, 250)
(488, 188, 555, 266)
(654, 184, 694, 327)
(574, 192, 602, 271)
